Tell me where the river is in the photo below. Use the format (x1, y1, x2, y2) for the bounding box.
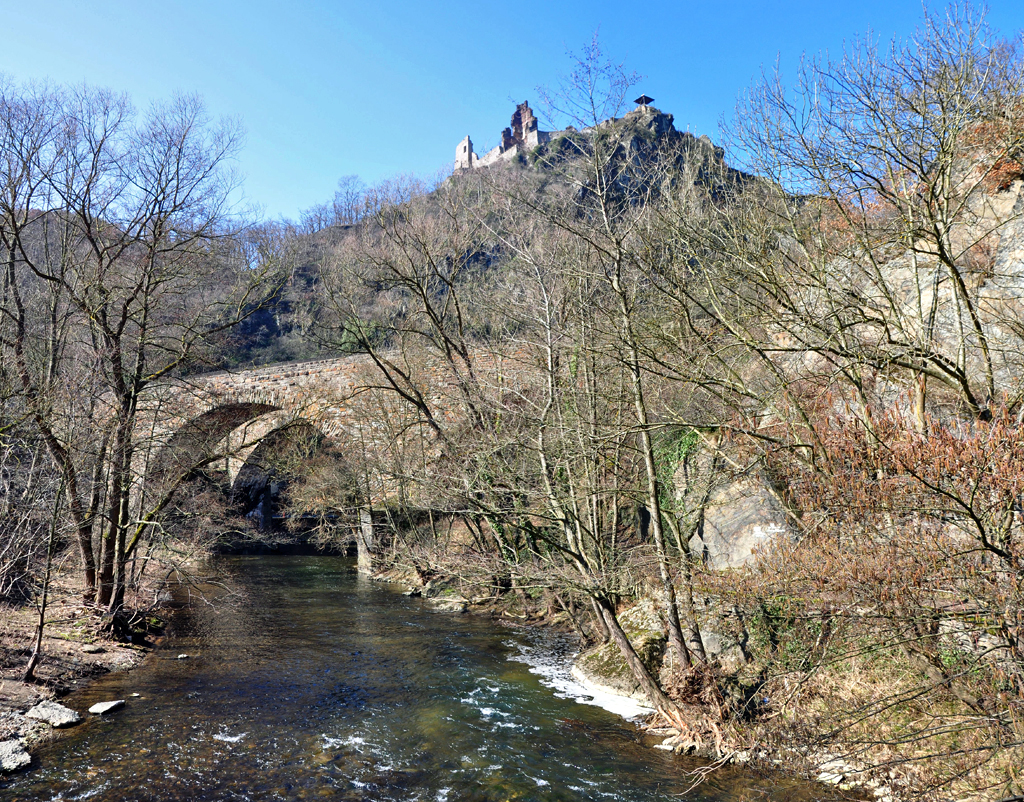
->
(4, 556, 832, 801)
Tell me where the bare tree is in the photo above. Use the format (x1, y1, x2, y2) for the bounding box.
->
(651, 4, 1024, 793)
(300, 174, 367, 233)
(0, 81, 278, 614)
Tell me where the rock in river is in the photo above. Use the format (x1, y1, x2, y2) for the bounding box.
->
(89, 700, 125, 715)
(0, 739, 31, 772)
(428, 597, 468, 613)
(25, 700, 81, 728)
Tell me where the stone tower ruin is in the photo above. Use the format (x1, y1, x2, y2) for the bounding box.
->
(454, 101, 552, 170)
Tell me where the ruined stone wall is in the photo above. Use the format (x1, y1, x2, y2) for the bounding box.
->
(454, 135, 478, 170)
(453, 100, 554, 171)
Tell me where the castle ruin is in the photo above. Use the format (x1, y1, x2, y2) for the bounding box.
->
(455, 101, 553, 170)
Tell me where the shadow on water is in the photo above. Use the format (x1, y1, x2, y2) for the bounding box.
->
(3, 556, 840, 801)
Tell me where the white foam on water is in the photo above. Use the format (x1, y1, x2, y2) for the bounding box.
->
(212, 731, 247, 743)
(531, 777, 550, 787)
(477, 706, 512, 718)
(323, 734, 371, 753)
(507, 639, 654, 720)
(436, 789, 450, 802)
(68, 784, 110, 801)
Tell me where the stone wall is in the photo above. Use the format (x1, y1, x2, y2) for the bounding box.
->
(454, 100, 553, 171)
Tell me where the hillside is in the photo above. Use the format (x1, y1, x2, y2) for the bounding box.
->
(215, 101, 747, 370)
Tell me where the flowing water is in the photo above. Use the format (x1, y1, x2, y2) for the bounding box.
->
(4, 556, 832, 801)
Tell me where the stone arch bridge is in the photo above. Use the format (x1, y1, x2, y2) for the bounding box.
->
(140, 355, 412, 569)
(138, 352, 510, 571)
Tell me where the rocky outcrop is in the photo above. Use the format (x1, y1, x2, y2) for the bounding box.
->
(697, 474, 793, 568)
(573, 597, 755, 704)
(572, 600, 666, 703)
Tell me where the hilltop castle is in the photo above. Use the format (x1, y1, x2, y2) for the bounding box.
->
(454, 101, 553, 170)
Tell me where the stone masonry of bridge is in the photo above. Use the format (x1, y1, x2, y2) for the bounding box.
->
(147, 351, 503, 460)
(138, 351, 519, 571)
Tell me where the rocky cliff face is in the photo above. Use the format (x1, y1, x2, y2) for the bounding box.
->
(698, 474, 794, 568)
(523, 104, 745, 192)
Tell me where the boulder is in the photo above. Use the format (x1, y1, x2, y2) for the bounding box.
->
(88, 700, 125, 715)
(82, 644, 105, 654)
(696, 474, 793, 567)
(0, 739, 31, 772)
(428, 597, 468, 613)
(572, 599, 666, 704)
(24, 700, 81, 728)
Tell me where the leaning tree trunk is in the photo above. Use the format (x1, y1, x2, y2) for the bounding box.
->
(594, 595, 682, 720)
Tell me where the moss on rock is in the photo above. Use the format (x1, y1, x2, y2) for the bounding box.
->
(572, 600, 666, 703)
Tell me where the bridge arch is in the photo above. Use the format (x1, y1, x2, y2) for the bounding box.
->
(229, 418, 338, 526)
(140, 354, 436, 568)
(152, 402, 282, 482)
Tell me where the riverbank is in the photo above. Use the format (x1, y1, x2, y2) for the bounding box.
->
(3, 555, 1005, 800)
(371, 564, 927, 801)
(0, 568, 158, 769)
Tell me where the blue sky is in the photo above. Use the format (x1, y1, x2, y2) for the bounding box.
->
(1, 1, 1021, 221)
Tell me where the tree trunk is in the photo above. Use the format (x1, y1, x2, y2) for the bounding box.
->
(613, 279, 691, 670)
(665, 512, 708, 663)
(595, 596, 682, 719)
(109, 485, 132, 613)
(591, 597, 611, 643)
(23, 484, 62, 682)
